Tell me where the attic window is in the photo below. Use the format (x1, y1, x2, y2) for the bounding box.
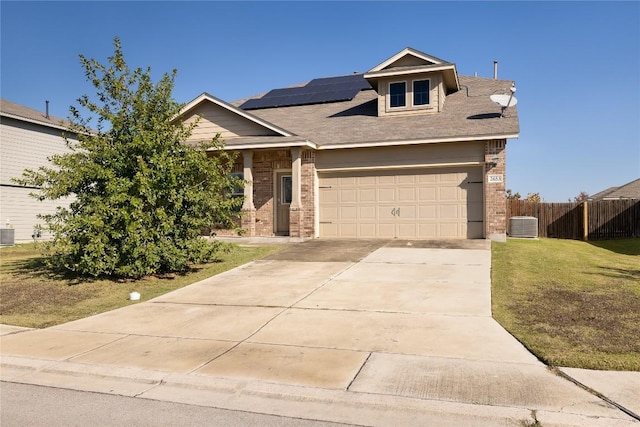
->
(389, 82, 406, 108)
(413, 79, 430, 105)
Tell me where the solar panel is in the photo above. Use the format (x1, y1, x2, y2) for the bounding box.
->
(240, 74, 372, 110)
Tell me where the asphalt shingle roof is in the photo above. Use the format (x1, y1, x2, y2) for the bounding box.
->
(231, 75, 519, 148)
(590, 178, 640, 200)
(0, 99, 69, 130)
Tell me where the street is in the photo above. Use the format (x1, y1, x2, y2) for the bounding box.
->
(1, 382, 352, 427)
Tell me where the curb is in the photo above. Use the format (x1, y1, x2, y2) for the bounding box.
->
(2, 356, 636, 427)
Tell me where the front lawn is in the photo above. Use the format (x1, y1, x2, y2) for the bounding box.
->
(492, 238, 640, 371)
(0, 243, 285, 328)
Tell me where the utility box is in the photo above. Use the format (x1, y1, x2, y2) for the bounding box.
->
(509, 216, 538, 238)
(0, 228, 15, 246)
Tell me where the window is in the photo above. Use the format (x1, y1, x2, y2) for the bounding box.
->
(229, 172, 244, 197)
(413, 79, 430, 106)
(281, 175, 292, 204)
(389, 82, 406, 108)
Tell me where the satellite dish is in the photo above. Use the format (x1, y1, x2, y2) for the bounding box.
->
(490, 94, 518, 108)
(490, 86, 518, 118)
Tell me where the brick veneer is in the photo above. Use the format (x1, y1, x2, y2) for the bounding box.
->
(254, 150, 289, 236)
(297, 150, 316, 237)
(484, 139, 507, 241)
(214, 143, 508, 241)
(213, 149, 316, 238)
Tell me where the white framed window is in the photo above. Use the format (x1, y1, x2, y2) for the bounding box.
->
(388, 81, 407, 108)
(413, 79, 430, 106)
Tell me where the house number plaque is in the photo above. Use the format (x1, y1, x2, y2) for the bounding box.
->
(488, 174, 503, 183)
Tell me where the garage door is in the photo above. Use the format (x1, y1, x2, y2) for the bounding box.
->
(319, 167, 483, 239)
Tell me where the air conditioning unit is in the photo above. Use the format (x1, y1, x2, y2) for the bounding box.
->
(0, 228, 15, 246)
(509, 216, 538, 238)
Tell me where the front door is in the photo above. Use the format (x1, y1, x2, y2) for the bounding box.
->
(275, 172, 292, 235)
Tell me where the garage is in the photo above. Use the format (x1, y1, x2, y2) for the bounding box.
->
(319, 167, 483, 239)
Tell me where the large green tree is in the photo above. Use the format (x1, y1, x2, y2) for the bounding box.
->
(17, 38, 243, 278)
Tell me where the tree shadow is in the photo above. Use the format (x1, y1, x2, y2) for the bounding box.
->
(6, 257, 93, 285)
(588, 238, 640, 256)
(588, 266, 640, 280)
(6, 255, 227, 285)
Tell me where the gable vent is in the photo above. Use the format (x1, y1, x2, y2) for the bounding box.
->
(509, 216, 538, 238)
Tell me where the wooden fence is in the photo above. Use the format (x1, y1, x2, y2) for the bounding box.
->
(507, 199, 639, 240)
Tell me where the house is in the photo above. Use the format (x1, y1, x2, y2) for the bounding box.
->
(0, 99, 76, 242)
(179, 47, 520, 241)
(589, 178, 640, 201)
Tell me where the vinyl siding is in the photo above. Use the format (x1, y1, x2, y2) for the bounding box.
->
(1, 116, 75, 242)
(0, 117, 75, 184)
(0, 186, 72, 242)
(183, 103, 280, 143)
(315, 141, 484, 171)
(376, 72, 444, 117)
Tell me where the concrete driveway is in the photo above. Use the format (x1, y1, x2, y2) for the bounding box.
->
(1, 240, 637, 426)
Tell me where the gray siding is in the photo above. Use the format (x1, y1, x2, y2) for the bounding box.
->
(1, 117, 75, 242)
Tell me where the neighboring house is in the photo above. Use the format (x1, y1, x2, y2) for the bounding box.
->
(179, 47, 520, 241)
(589, 178, 640, 201)
(0, 99, 76, 242)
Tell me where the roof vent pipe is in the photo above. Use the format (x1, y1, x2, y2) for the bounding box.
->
(45, 100, 50, 119)
(493, 61, 498, 80)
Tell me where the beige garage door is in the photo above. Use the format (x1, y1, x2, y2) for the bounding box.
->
(319, 167, 483, 239)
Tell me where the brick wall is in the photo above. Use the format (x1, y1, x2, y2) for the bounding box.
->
(484, 139, 507, 241)
(254, 150, 290, 235)
(299, 150, 316, 238)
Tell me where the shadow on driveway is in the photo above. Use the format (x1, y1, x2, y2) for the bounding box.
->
(265, 238, 490, 262)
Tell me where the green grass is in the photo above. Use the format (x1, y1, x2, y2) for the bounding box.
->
(492, 238, 640, 371)
(0, 242, 285, 328)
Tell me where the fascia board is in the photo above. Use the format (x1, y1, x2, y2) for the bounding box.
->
(213, 140, 317, 151)
(364, 64, 456, 79)
(317, 133, 520, 150)
(1, 112, 68, 132)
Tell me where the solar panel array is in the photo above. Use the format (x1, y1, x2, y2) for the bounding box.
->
(240, 74, 372, 110)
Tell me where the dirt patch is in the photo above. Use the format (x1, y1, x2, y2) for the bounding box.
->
(515, 286, 640, 354)
(0, 278, 94, 317)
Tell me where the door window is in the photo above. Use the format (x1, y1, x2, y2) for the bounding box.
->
(281, 175, 292, 204)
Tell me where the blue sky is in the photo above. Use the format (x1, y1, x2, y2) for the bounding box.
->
(2, 1, 638, 202)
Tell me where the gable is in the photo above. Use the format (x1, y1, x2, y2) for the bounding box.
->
(179, 93, 294, 144)
(386, 55, 437, 68)
(364, 47, 459, 95)
(183, 102, 281, 141)
(368, 47, 448, 72)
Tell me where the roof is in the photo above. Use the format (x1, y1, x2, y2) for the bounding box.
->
(232, 75, 519, 149)
(0, 98, 70, 131)
(589, 178, 640, 200)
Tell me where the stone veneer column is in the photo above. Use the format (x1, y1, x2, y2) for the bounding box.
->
(240, 150, 256, 236)
(484, 139, 507, 242)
